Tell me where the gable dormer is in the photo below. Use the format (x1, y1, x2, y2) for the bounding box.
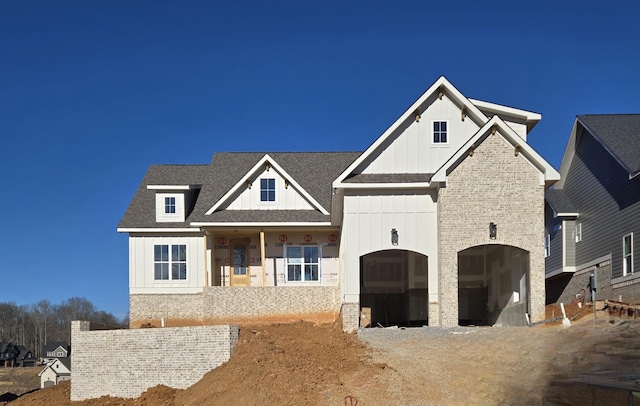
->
(147, 184, 201, 223)
(206, 154, 329, 214)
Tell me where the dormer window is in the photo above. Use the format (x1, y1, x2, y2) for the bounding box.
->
(260, 178, 276, 202)
(164, 197, 176, 214)
(433, 121, 448, 143)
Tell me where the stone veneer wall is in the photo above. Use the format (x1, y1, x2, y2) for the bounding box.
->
(341, 302, 359, 333)
(437, 132, 546, 327)
(70, 321, 238, 401)
(130, 286, 341, 327)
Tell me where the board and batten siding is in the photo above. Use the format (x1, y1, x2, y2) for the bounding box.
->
(340, 190, 439, 303)
(564, 129, 640, 280)
(129, 233, 205, 294)
(224, 167, 314, 210)
(361, 94, 480, 175)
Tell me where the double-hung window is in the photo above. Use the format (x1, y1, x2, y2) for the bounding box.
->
(260, 178, 276, 202)
(575, 223, 582, 243)
(433, 121, 448, 143)
(623, 233, 633, 276)
(154, 244, 187, 280)
(164, 197, 176, 214)
(285, 246, 320, 282)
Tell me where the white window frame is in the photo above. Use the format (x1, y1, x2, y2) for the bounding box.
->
(544, 234, 550, 258)
(432, 120, 448, 144)
(153, 244, 187, 280)
(260, 178, 276, 202)
(575, 223, 582, 243)
(283, 244, 322, 282)
(164, 196, 176, 214)
(623, 233, 633, 276)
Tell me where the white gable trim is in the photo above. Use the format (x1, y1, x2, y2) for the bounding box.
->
(333, 76, 489, 188)
(147, 185, 201, 190)
(431, 116, 560, 185)
(117, 228, 200, 233)
(338, 182, 431, 189)
(191, 221, 332, 227)
(469, 99, 542, 125)
(205, 154, 330, 215)
(556, 119, 579, 189)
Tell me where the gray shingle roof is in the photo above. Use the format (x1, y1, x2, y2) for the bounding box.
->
(119, 152, 361, 228)
(578, 114, 640, 175)
(545, 188, 578, 216)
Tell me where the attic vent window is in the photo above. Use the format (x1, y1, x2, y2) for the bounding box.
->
(260, 178, 276, 202)
(433, 121, 448, 143)
(164, 197, 176, 214)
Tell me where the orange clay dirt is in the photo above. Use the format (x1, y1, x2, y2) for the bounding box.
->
(4, 307, 640, 406)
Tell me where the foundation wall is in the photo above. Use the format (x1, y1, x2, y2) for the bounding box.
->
(130, 286, 341, 327)
(70, 321, 238, 401)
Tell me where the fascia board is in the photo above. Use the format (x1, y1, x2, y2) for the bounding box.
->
(556, 119, 579, 189)
(333, 182, 432, 189)
(116, 228, 201, 233)
(469, 98, 542, 122)
(191, 222, 332, 227)
(432, 116, 560, 183)
(557, 212, 579, 217)
(206, 154, 329, 215)
(332, 76, 489, 188)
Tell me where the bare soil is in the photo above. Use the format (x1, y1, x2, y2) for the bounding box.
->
(3, 309, 640, 406)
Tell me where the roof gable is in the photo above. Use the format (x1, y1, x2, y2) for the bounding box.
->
(431, 116, 560, 187)
(205, 154, 329, 215)
(334, 76, 489, 188)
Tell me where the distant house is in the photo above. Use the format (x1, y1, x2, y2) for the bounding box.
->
(39, 358, 71, 388)
(545, 115, 640, 305)
(15, 345, 36, 367)
(41, 342, 70, 364)
(0, 342, 19, 367)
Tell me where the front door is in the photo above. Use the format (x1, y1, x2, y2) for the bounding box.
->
(230, 240, 250, 286)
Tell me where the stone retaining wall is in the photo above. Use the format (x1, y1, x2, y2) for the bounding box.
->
(70, 321, 238, 401)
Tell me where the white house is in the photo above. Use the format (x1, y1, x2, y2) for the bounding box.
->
(118, 76, 559, 331)
(39, 358, 71, 388)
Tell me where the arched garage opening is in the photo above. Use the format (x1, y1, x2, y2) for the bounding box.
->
(458, 245, 529, 326)
(360, 250, 429, 327)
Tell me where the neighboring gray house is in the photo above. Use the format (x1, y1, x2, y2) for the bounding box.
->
(41, 342, 70, 364)
(545, 114, 640, 304)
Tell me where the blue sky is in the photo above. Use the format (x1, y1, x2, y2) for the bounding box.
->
(2, 1, 639, 320)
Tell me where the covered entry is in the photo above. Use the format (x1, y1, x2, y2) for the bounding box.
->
(360, 250, 429, 327)
(458, 245, 529, 326)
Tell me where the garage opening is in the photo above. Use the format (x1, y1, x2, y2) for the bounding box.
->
(360, 250, 428, 327)
(458, 245, 529, 326)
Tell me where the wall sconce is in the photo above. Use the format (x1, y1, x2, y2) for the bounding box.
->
(247, 181, 252, 189)
(284, 179, 290, 189)
(489, 222, 497, 240)
(391, 228, 399, 246)
(514, 144, 521, 156)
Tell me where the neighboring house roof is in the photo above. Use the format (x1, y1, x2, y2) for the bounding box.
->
(39, 358, 72, 377)
(577, 114, 640, 176)
(545, 189, 578, 217)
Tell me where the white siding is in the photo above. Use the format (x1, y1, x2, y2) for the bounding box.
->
(503, 120, 527, 140)
(129, 233, 205, 294)
(362, 95, 480, 175)
(225, 168, 314, 210)
(340, 191, 439, 302)
(155, 193, 185, 222)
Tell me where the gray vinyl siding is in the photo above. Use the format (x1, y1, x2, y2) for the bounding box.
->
(564, 220, 575, 267)
(545, 202, 562, 274)
(564, 127, 640, 279)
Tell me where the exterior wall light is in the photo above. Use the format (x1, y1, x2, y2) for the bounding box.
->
(489, 222, 497, 240)
(391, 228, 399, 246)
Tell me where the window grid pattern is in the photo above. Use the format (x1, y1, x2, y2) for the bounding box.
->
(260, 178, 276, 202)
(433, 121, 448, 143)
(154, 244, 187, 280)
(164, 197, 176, 214)
(285, 246, 320, 282)
(623, 233, 633, 276)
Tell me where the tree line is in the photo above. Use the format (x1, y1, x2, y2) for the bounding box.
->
(0, 297, 127, 358)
